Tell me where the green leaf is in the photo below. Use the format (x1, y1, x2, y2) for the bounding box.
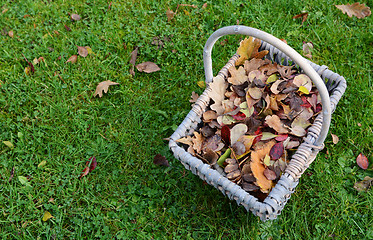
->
(261, 132, 278, 141)
(38, 160, 47, 168)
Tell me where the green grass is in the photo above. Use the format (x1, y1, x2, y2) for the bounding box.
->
(0, 0, 372, 239)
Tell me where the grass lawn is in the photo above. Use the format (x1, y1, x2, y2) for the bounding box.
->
(1, 0, 372, 239)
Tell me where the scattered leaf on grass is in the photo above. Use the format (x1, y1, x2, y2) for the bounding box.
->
(71, 14, 81, 21)
(3, 141, 14, 149)
(8, 167, 15, 182)
(153, 154, 169, 167)
(353, 176, 373, 192)
(356, 153, 369, 170)
(8, 30, 13, 38)
(18, 176, 31, 187)
(21, 53, 35, 75)
(79, 156, 97, 179)
(42, 211, 54, 222)
(66, 55, 77, 63)
(302, 42, 313, 59)
(77, 46, 88, 57)
(64, 25, 72, 31)
(293, 12, 308, 24)
(38, 160, 47, 168)
(129, 46, 138, 76)
(94, 80, 119, 97)
(136, 61, 161, 73)
(166, 8, 175, 21)
(331, 133, 339, 144)
(335, 3, 371, 19)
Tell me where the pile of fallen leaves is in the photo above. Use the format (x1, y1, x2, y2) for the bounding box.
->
(177, 37, 322, 200)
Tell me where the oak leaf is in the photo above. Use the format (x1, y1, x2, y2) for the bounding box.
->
(335, 3, 371, 19)
(94, 80, 119, 97)
(236, 37, 255, 66)
(228, 66, 247, 85)
(265, 115, 289, 134)
(209, 77, 228, 115)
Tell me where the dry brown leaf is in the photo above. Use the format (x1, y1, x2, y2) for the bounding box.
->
(354, 176, 373, 191)
(94, 80, 119, 97)
(189, 91, 199, 104)
(270, 80, 286, 94)
(153, 154, 170, 167)
(228, 66, 247, 85)
(331, 133, 339, 144)
(129, 46, 138, 76)
(136, 61, 161, 73)
(302, 42, 313, 59)
(244, 58, 271, 74)
(356, 153, 369, 170)
(230, 123, 248, 145)
(209, 77, 228, 115)
(176, 136, 193, 146)
(236, 37, 255, 66)
(77, 46, 88, 57)
(166, 8, 175, 21)
(192, 132, 204, 154)
(203, 110, 217, 122)
(293, 12, 308, 24)
(71, 14, 81, 21)
(178, 4, 197, 8)
(335, 3, 371, 19)
(293, 74, 312, 92)
(66, 55, 78, 63)
(8, 30, 13, 38)
(250, 140, 276, 193)
(265, 115, 289, 134)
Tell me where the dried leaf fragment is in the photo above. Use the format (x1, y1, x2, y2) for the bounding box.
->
(3, 141, 14, 149)
(42, 211, 54, 222)
(293, 12, 308, 24)
(71, 14, 81, 21)
(166, 8, 175, 21)
(302, 42, 313, 59)
(77, 46, 88, 57)
(136, 61, 161, 73)
(153, 154, 170, 167)
(79, 156, 97, 179)
(94, 80, 119, 97)
(8, 30, 13, 38)
(356, 153, 369, 170)
(353, 176, 373, 191)
(66, 55, 78, 63)
(331, 133, 339, 144)
(335, 3, 371, 19)
(265, 115, 289, 134)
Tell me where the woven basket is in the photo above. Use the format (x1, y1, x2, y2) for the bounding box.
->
(168, 26, 347, 221)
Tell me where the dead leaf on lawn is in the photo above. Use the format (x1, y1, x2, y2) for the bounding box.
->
(66, 55, 78, 64)
(136, 61, 161, 73)
(189, 91, 199, 104)
(77, 46, 88, 57)
(293, 12, 308, 24)
(79, 156, 97, 179)
(331, 133, 339, 144)
(335, 3, 371, 19)
(71, 13, 81, 21)
(356, 153, 369, 170)
(353, 176, 373, 191)
(42, 211, 54, 222)
(302, 42, 313, 59)
(64, 25, 72, 31)
(94, 80, 119, 97)
(153, 154, 170, 167)
(166, 8, 175, 21)
(8, 30, 13, 38)
(8, 166, 15, 182)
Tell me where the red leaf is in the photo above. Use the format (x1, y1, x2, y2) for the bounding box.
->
(89, 156, 97, 172)
(79, 167, 90, 179)
(64, 25, 72, 31)
(252, 128, 262, 146)
(232, 112, 246, 121)
(221, 125, 231, 144)
(275, 134, 288, 142)
(269, 142, 284, 160)
(153, 154, 169, 167)
(316, 104, 322, 113)
(356, 153, 369, 170)
(301, 96, 312, 108)
(21, 53, 34, 74)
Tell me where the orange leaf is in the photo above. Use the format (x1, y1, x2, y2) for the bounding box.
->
(250, 140, 276, 193)
(356, 153, 369, 170)
(66, 55, 77, 63)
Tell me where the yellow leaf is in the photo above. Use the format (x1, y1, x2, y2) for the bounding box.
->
(42, 211, 53, 222)
(38, 160, 47, 168)
(197, 80, 206, 88)
(24, 66, 31, 75)
(3, 141, 14, 149)
(298, 85, 310, 95)
(236, 37, 254, 66)
(85, 46, 94, 55)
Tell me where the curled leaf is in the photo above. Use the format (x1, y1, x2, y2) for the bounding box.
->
(335, 3, 371, 19)
(356, 153, 369, 170)
(331, 133, 339, 144)
(153, 154, 169, 167)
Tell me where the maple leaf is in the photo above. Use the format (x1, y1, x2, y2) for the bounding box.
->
(228, 66, 247, 85)
(335, 3, 371, 19)
(136, 61, 161, 73)
(94, 80, 119, 97)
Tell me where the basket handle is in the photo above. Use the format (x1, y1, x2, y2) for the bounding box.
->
(203, 25, 331, 146)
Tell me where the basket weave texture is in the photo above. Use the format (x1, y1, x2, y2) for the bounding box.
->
(169, 34, 346, 221)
